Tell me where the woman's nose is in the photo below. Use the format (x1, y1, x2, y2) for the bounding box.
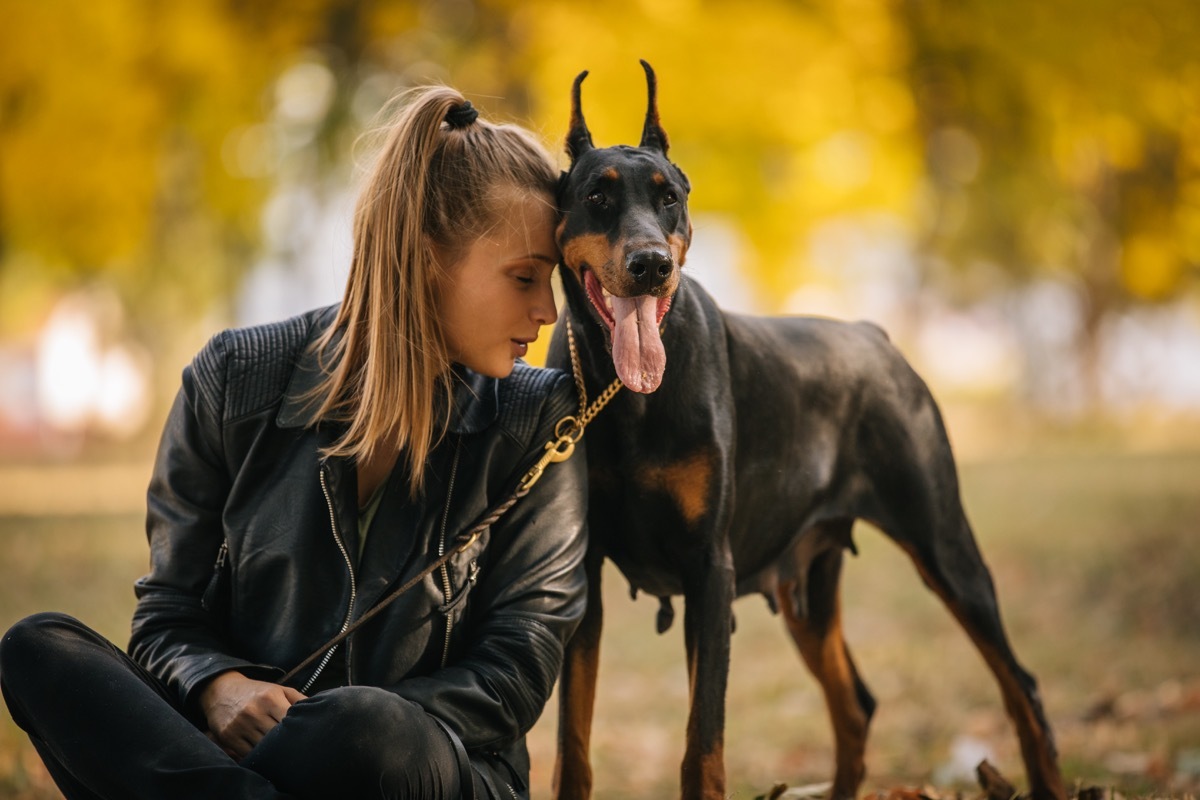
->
(533, 281, 558, 326)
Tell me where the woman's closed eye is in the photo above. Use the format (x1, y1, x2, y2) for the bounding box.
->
(507, 256, 555, 287)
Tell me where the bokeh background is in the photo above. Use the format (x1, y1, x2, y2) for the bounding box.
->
(1, 1, 1198, 798)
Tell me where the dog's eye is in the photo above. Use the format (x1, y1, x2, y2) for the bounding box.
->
(587, 190, 607, 206)
(663, 191, 679, 207)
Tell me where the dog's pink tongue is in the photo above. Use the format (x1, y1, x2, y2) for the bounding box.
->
(611, 294, 665, 393)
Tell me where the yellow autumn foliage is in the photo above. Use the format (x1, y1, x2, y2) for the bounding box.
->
(0, 0, 1196, 335)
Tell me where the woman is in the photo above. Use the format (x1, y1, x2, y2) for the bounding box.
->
(0, 86, 587, 799)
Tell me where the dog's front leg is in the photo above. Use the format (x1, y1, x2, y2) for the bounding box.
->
(680, 545, 736, 800)
(553, 546, 605, 800)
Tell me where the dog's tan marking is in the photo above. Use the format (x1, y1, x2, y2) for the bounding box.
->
(585, 235, 641, 295)
(898, 543, 1067, 800)
(602, 167, 619, 181)
(682, 642, 728, 800)
(660, 269, 680, 298)
(970, 636, 1065, 800)
(560, 233, 612, 281)
(652, 172, 666, 185)
(557, 637, 600, 760)
(637, 451, 713, 526)
(668, 232, 690, 268)
(554, 557, 604, 799)
(681, 743, 726, 800)
(778, 580, 869, 798)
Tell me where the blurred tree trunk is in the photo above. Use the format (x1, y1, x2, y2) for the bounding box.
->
(1078, 164, 1122, 411)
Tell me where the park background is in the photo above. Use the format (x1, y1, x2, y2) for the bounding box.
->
(1, 0, 1198, 797)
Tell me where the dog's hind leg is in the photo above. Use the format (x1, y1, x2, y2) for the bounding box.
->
(553, 547, 606, 800)
(776, 521, 874, 800)
(858, 372, 1066, 800)
(894, 508, 1066, 800)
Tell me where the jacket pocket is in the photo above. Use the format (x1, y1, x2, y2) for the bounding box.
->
(200, 540, 230, 618)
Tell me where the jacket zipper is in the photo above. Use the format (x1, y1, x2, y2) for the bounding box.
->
(302, 462, 358, 692)
(437, 439, 463, 668)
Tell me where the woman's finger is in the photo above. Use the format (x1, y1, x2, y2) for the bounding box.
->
(259, 690, 295, 724)
(282, 686, 307, 705)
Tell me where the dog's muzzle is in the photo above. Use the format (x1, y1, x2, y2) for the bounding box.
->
(626, 248, 673, 291)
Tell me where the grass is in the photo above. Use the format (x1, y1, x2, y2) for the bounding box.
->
(0, 515, 149, 798)
(1, 448, 1199, 799)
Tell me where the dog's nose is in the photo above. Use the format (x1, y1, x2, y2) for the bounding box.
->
(626, 249, 673, 289)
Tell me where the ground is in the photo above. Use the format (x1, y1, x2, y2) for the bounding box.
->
(1, 447, 1197, 799)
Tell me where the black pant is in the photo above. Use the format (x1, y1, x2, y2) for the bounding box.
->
(0, 613, 484, 799)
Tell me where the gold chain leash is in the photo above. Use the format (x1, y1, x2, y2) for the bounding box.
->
(567, 320, 624, 427)
(515, 318, 623, 495)
(567, 320, 590, 417)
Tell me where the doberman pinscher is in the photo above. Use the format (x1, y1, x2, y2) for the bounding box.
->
(546, 62, 1067, 800)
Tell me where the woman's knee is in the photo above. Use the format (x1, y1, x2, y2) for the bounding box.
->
(289, 686, 439, 758)
(1, 612, 95, 729)
(246, 687, 461, 796)
(0, 612, 89, 683)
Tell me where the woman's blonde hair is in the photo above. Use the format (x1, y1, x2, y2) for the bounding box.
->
(307, 85, 558, 494)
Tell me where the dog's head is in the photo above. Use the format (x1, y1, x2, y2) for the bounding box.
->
(556, 60, 692, 394)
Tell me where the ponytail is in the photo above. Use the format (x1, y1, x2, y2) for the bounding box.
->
(306, 86, 557, 496)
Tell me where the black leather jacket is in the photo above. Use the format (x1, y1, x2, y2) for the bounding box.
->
(129, 306, 588, 798)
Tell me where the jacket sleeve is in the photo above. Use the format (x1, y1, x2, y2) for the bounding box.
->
(128, 333, 280, 713)
(389, 377, 589, 751)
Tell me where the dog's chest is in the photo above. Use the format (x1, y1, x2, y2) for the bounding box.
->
(585, 452, 717, 596)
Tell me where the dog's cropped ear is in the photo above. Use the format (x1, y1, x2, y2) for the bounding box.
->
(673, 164, 691, 195)
(566, 70, 594, 163)
(638, 59, 670, 156)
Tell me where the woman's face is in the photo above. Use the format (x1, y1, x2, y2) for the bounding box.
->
(440, 190, 559, 379)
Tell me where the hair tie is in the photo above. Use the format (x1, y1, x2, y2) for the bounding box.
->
(445, 101, 479, 129)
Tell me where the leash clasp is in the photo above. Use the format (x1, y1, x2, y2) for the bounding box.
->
(517, 416, 584, 494)
(512, 320, 624, 497)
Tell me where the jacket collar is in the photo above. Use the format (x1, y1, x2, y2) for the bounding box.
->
(276, 305, 499, 435)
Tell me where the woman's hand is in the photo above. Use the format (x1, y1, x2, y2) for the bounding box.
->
(199, 671, 307, 760)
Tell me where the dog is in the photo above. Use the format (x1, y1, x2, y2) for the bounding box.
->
(545, 62, 1067, 800)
